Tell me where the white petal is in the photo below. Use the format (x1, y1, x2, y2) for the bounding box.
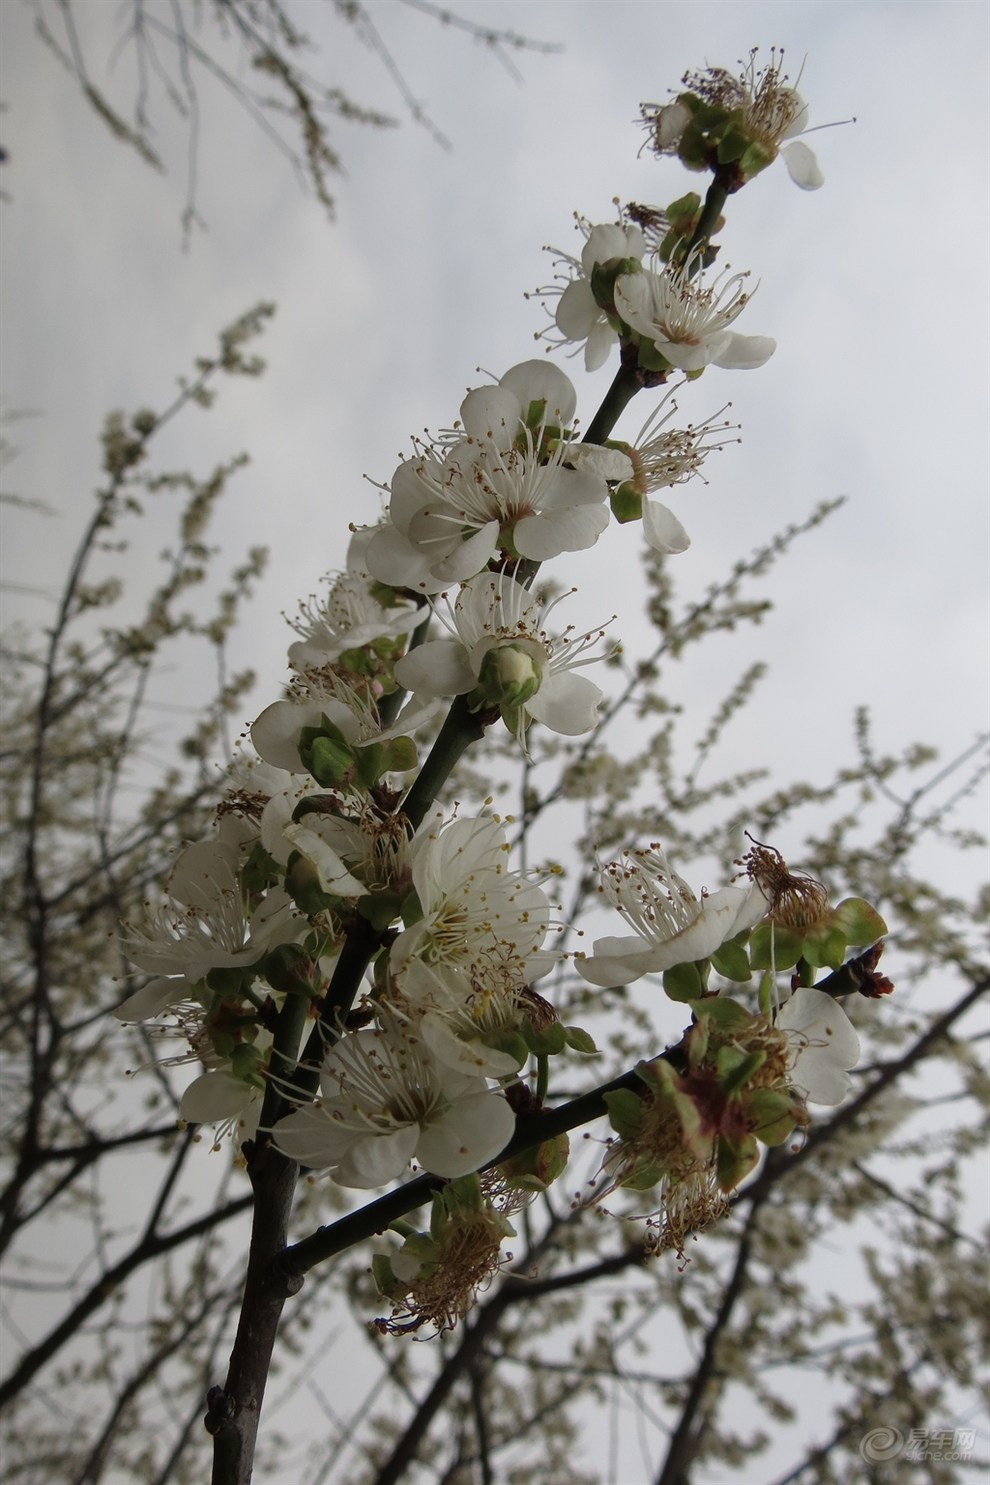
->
(514, 501, 609, 560)
(271, 1104, 363, 1166)
(499, 360, 577, 426)
(779, 986, 860, 1105)
(555, 279, 599, 339)
(526, 671, 602, 736)
(711, 334, 777, 370)
(365, 522, 445, 593)
(421, 1012, 523, 1078)
(643, 499, 690, 554)
(459, 385, 521, 448)
(585, 319, 617, 371)
(113, 976, 187, 1021)
(333, 1126, 420, 1188)
(781, 140, 824, 190)
(430, 522, 500, 583)
(394, 640, 474, 697)
(283, 822, 364, 896)
(180, 1070, 253, 1125)
(567, 444, 634, 482)
(416, 1091, 515, 1177)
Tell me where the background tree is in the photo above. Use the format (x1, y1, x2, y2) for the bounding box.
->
(1, 4, 987, 1484)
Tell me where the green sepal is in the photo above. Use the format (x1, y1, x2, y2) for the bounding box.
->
(603, 1088, 647, 1141)
(738, 140, 776, 180)
(832, 897, 888, 945)
(335, 645, 377, 678)
(716, 1132, 760, 1192)
(687, 996, 753, 1032)
(401, 1230, 440, 1277)
(372, 1252, 403, 1301)
(229, 1041, 266, 1089)
(710, 937, 753, 982)
(442, 1173, 485, 1214)
(356, 891, 403, 932)
(205, 964, 257, 997)
(564, 1025, 599, 1055)
(716, 1046, 766, 1095)
(298, 717, 354, 785)
(354, 741, 385, 790)
(801, 924, 848, 972)
(522, 1018, 566, 1057)
(749, 923, 806, 970)
(590, 256, 642, 313)
(497, 1132, 570, 1191)
(713, 116, 752, 166)
(747, 1090, 799, 1146)
(382, 735, 418, 774)
(610, 483, 643, 523)
(285, 852, 338, 917)
(260, 942, 318, 996)
(619, 1158, 665, 1192)
(666, 190, 702, 224)
(636, 337, 676, 375)
(240, 841, 282, 895)
(486, 1030, 530, 1069)
(663, 959, 707, 1003)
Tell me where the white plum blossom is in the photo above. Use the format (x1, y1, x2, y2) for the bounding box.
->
(612, 390, 740, 555)
(641, 51, 824, 190)
(777, 986, 860, 1105)
(271, 1014, 516, 1187)
(615, 257, 775, 373)
(120, 837, 300, 986)
(251, 669, 438, 777)
(286, 570, 418, 672)
(394, 573, 609, 742)
(577, 844, 768, 987)
(365, 362, 628, 593)
(390, 812, 554, 1002)
(534, 219, 647, 370)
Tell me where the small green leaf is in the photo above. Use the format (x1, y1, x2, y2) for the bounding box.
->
(832, 897, 889, 945)
(564, 1025, 599, 1055)
(603, 1088, 646, 1141)
(663, 960, 707, 1002)
(710, 939, 753, 982)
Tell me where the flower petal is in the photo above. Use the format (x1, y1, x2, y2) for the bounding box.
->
(416, 1091, 515, 1177)
(781, 140, 824, 190)
(642, 499, 690, 554)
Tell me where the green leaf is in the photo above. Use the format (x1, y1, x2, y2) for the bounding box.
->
(663, 960, 707, 1002)
(832, 897, 889, 945)
(803, 924, 848, 971)
(710, 939, 753, 982)
(603, 1088, 647, 1141)
(564, 1025, 599, 1055)
(749, 923, 805, 970)
(688, 996, 754, 1032)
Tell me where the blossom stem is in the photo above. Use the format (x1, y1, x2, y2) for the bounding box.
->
(582, 363, 643, 446)
(682, 179, 730, 269)
(399, 694, 492, 831)
(258, 982, 317, 1132)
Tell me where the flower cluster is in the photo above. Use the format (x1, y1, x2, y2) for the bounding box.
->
(114, 49, 893, 1314)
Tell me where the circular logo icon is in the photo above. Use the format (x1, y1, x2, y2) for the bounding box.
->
(859, 1426, 905, 1462)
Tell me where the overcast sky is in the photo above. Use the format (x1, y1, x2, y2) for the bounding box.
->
(3, 1, 988, 829)
(2, 5, 987, 1480)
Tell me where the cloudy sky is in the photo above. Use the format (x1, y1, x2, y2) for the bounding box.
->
(3, 1, 988, 841)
